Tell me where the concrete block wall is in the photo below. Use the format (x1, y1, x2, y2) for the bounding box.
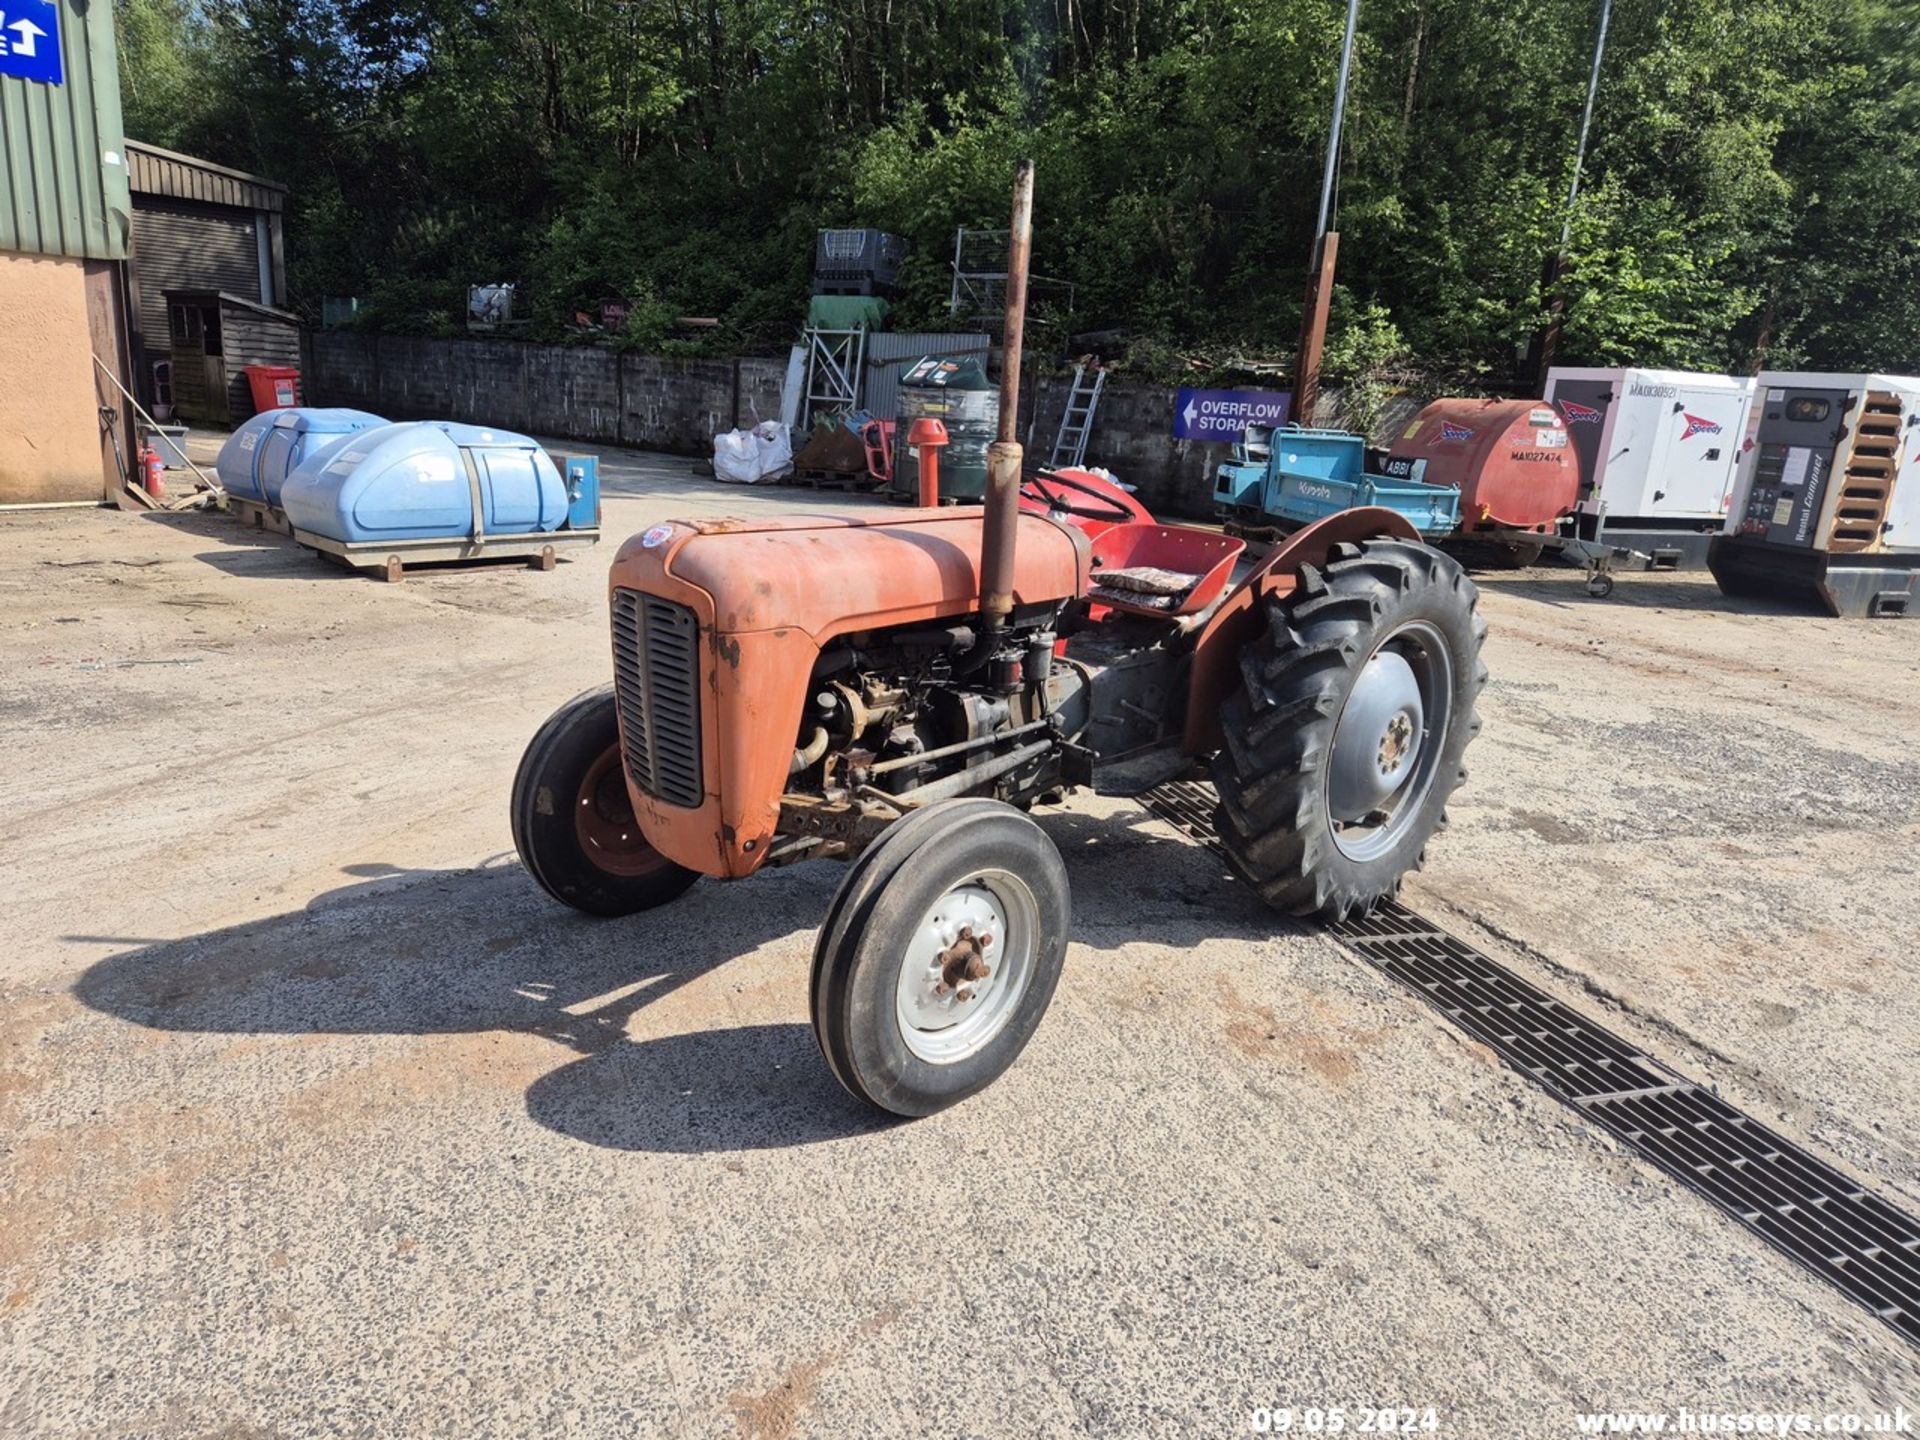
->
(737, 357, 788, 428)
(618, 356, 735, 451)
(307, 334, 782, 455)
(528, 345, 619, 438)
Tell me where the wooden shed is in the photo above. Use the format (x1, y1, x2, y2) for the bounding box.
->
(127, 141, 289, 413)
(163, 289, 303, 426)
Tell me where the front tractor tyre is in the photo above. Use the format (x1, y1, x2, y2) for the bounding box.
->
(511, 685, 701, 917)
(1212, 538, 1487, 921)
(810, 799, 1070, 1118)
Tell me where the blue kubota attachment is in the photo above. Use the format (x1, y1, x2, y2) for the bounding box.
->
(1213, 425, 1461, 538)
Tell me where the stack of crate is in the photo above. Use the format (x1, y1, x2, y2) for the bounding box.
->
(813, 229, 905, 298)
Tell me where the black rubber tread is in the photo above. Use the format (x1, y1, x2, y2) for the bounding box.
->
(510, 685, 702, 917)
(810, 799, 1069, 1117)
(1210, 538, 1487, 922)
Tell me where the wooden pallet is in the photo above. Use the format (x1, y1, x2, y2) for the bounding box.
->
(227, 495, 295, 536)
(290, 526, 600, 581)
(1832, 391, 1904, 552)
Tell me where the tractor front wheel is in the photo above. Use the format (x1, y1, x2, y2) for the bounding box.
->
(810, 798, 1069, 1117)
(511, 685, 701, 917)
(1212, 538, 1487, 921)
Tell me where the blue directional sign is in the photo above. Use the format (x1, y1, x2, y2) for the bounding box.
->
(1173, 386, 1291, 442)
(0, 0, 63, 86)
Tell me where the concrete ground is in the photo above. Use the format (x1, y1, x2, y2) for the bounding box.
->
(2, 444, 1917, 1438)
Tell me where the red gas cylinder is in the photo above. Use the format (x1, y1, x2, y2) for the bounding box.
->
(1386, 398, 1578, 533)
(142, 445, 167, 498)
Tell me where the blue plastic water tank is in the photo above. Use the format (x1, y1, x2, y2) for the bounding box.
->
(213, 410, 280, 501)
(257, 409, 388, 507)
(214, 407, 386, 504)
(279, 422, 570, 544)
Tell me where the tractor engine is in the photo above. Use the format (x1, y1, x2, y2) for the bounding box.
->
(778, 610, 1095, 853)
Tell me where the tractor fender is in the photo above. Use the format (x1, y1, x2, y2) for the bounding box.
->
(1181, 507, 1422, 754)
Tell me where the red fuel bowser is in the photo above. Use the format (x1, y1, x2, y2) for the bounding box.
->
(1385, 398, 1579, 558)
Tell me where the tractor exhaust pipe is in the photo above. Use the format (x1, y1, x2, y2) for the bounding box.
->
(964, 158, 1034, 673)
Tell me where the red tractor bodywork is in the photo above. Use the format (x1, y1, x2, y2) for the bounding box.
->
(607, 492, 1416, 882)
(607, 507, 1088, 877)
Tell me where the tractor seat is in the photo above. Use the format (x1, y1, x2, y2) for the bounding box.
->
(1090, 565, 1200, 611)
(1084, 522, 1246, 618)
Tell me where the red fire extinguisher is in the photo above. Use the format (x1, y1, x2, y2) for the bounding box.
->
(142, 444, 166, 498)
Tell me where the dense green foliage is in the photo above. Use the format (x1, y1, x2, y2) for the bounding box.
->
(117, 0, 1920, 383)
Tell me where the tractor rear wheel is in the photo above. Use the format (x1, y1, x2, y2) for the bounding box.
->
(811, 798, 1069, 1117)
(511, 685, 701, 917)
(1211, 538, 1486, 921)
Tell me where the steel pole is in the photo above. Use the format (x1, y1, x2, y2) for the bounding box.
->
(1296, 0, 1361, 425)
(1558, 0, 1613, 256)
(1535, 0, 1613, 390)
(1315, 0, 1362, 242)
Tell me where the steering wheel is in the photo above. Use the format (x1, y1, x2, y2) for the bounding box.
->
(1021, 468, 1140, 525)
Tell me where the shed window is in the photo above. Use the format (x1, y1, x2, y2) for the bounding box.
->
(170, 304, 202, 345)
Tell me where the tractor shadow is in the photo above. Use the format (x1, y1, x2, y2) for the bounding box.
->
(71, 856, 890, 1153)
(70, 800, 1277, 1155)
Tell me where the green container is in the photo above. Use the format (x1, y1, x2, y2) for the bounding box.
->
(806, 295, 890, 331)
(892, 355, 998, 502)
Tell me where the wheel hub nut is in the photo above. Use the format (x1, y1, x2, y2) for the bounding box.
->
(934, 925, 992, 999)
(1378, 712, 1413, 774)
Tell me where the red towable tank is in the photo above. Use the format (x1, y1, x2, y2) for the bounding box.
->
(1386, 398, 1578, 534)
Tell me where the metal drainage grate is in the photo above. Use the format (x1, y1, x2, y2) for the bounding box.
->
(1142, 780, 1920, 1349)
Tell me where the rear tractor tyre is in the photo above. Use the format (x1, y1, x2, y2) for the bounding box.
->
(1211, 538, 1487, 921)
(511, 685, 701, 917)
(810, 799, 1070, 1118)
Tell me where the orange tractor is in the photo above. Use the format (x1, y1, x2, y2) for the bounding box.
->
(513, 164, 1487, 1116)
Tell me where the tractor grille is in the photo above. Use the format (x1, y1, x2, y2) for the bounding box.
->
(610, 590, 704, 808)
(1143, 779, 1920, 1349)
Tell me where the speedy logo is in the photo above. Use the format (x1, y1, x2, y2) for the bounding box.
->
(1681, 412, 1723, 440)
(1440, 422, 1474, 442)
(1559, 400, 1603, 425)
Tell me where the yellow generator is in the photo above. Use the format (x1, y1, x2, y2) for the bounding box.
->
(1710, 372, 1920, 617)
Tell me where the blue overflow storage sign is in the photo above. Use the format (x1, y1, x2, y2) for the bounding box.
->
(0, 0, 62, 84)
(1173, 387, 1291, 442)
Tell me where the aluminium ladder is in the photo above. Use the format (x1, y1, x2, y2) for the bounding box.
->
(1048, 364, 1106, 470)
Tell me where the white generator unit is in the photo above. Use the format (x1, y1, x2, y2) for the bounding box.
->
(1710, 372, 1920, 617)
(1544, 367, 1755, 567)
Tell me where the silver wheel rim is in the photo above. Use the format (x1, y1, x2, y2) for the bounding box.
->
(894, 869, 1038, 1065)
(1325, 619, 1454, 863)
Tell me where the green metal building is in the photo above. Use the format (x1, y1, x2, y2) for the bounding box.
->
(0, 0, 134, 504)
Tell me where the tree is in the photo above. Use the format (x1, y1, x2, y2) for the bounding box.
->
(113, 0, 1920, 379)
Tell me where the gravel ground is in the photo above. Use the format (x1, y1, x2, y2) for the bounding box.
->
(2, 445, 1916, 1437)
